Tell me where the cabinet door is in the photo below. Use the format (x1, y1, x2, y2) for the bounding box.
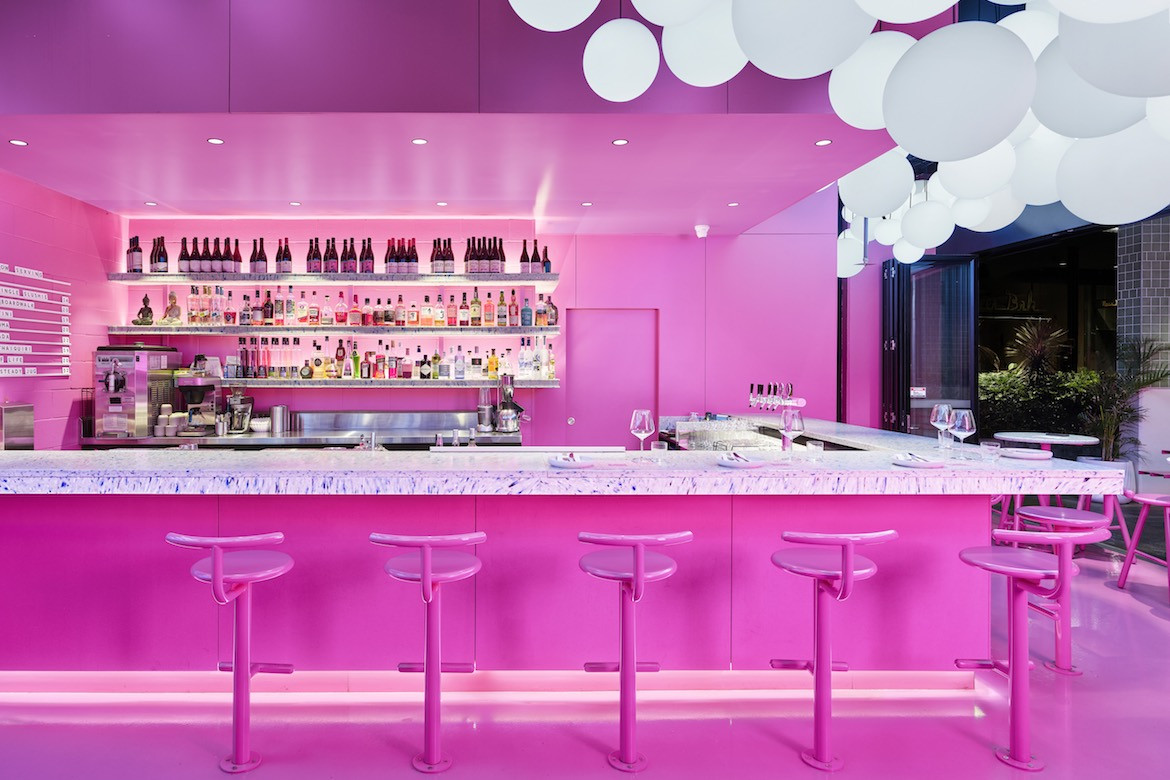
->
(565, 308, 658, 447)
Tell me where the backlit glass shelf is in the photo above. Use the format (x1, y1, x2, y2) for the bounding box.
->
(108, 325, 559, 337)
(108, 272, 559, 293)
(228, 377, 558, 389)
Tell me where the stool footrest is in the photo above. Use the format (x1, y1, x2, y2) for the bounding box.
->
(397, 662, 475, 673)
(769, 659, 849, 672)
(956, 658, 1033, 674)
(584, 661, 661, 673)
(1027, 601, 1059, 620)
(217, 661, 294, 676)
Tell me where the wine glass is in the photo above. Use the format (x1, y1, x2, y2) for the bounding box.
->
(949, 409, 976, 458)
(630, 409, 655, 451)
(930, 404, 953, 449)
(780, 409, 805, 455)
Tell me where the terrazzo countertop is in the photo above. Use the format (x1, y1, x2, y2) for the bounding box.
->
(0, 438, 1125, 496)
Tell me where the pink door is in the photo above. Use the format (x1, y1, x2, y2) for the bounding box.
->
(565, 308, 657, 447)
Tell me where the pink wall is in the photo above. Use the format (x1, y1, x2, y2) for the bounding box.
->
(0, 169, 123, 449)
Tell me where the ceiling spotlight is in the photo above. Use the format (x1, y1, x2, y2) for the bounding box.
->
(814, 139, 833, 147)
(727, 202, 740, 207)
(206, 138, 225, 145)
(144, 201, 158, 207)
(411, 138, 428, 145)
(611, 138, 629, 146)
(289, 201, 302, 207)
(581, 201, 593, 207)
(436, 201, 448, 207)
(8, 139, 28, 147)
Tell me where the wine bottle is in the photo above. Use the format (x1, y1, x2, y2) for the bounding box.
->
(126, 236, 143, 273)
(201, 238, 212, 273)
(283, 236, 292, 273)
(519, 239, 530, 274)
(233, 238, 243, 273)
(212, 237, 223, 273)
(542, 245, 551, 273)
(157, 236, 169, 273)
(249, 239, 258, 274)
(178, 237, 190, 273)
(257, 237, 268, 273)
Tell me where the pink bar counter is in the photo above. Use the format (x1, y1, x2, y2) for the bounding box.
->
(0, 426, 1124, 678)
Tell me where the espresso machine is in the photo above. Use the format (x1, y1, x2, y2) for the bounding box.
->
(94, 345, 180, 437)
(174, 354, 221, 436)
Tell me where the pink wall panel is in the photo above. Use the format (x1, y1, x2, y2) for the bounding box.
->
(0, 169, 123, 449)
(474, 495, 733, 670)
(844, 263, 884, 428)
(703, 233, 838, 420)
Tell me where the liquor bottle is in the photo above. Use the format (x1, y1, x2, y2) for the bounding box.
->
(407, 299, 420, 326)
(126, 236, 143, 273)
(199, 286, 212, 324)
(420, 295, 434, 327)
(519, 338, 530, 376)
(496, 290, 507, 327)
(360, 347, 372, 379)
(249, 239, 258, 273)
(483, 290, 496, 326)
(434, 294, 447, 327)
(321, 293, 335, 326)
(395, 294, 407, 326)
(469, 287, 482, 327)
(535, 294, 547, 327)
(351, 340, 361, 378)
(387, 340, 399, 378)
(286, 285, 295, 325)
(157, 237, 169, 273)
(256, 237, 268, 273)
(324, 238, 338, 273)
(408, 238, 419, 273)
(542, 246, 551, 273)
(417, 346, 431, 379)
(489, 237, 502, 274)
(374, 341, 386, 379)
(463, 237, 472, 274)
(271, 287, 283, 327)
(334, 336, 346, 365)
(334, 290, 348, 325)
(458, 293, 470, 327)
(341, 341, 354, 378)
(224, 291, 237, 325)
(373, 298, 384, 326)
(530, 239, 539, 276)
(200, 238, 212, 273)
(311, 341, 325, 378)
(177, 237, 190, 273)
(210, 285, 224, 326)
(487, 348, 499, 381)
(300, 358, 312, 379)
(500, 348, 512, 377)
(263, 289, 274, 326)
(471, 346, 482, 378)
(308, 291, 320, 326)
(362, 297, 374, 326)
(398, 343, 412, 378)
(291, 337, 301, 376)
(186, 286, 199, 325)
(239, 294, 251, 326)
(445, 294, 457, 326)
(233, 238, 243, 273)
(349, 294, 361, 325)
(258, 338, 270, 379)
(519, 239, 530, 274)
(433, 345, 444, 378)
(438, 348, 452, 379)
(548, 344, 556, 379)
(508, 290, 520, 327)
(212, 238, 223, 273)
(454, 345, 466, 380)
(546, 295, 559, 326)
(521, 297, 533, 327)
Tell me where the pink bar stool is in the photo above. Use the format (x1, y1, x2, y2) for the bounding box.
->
(1013, 505, 1112, 675)
(578, 530, 694, 773)
(1117, 490, 1170, 600)
(769, 530, 897, 772)
(165, 532, 294, 774)
(956, 526, 1109, 772)
(370, 531, 486, 774)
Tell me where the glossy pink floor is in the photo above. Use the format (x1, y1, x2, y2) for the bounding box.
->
(0, 550, 1164, 779)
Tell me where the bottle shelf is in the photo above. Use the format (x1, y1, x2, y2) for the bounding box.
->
(224, 378, 559, 389)
(108, 325, 560, 338)
(108, 272, 559, 292)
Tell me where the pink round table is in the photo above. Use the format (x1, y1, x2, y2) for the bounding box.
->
(993, 432, 1100, 452)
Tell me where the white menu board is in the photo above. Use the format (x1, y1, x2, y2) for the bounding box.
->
(0, 262, 71, 377)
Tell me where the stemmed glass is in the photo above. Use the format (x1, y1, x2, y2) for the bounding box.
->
(780, 409, 805, 457)
(630, 409, 655, 451)
(930, 404, 953, 449)
(949, 409, 976, 458)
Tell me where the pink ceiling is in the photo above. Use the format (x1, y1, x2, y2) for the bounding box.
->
(0, 112, 892, 235)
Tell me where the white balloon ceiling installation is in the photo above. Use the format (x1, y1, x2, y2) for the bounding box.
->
(1011, 125, 1073, 206)
(901, 200, 956, 248)
(582, 19, 660, 103)
(1031, 39, 1147, 138)
(731, 0, 877, 80)
(997, 9, 1059, 59)
(630, 0, 715, 28)
(838, 150, 915, 219)
(508, 0, 601, 32)
(661, 0, 747, 88)
(1058, 13, 1170, 98)
(829, 31, 916, 131)
(937, 141, 1017, 199)
(1056, 120, 1170, 225)
(854, 1, 957, 25)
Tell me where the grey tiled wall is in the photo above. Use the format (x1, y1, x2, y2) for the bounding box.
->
(1118, 216, 1170, 384)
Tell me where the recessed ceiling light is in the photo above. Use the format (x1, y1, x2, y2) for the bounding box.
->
(144, 201, 158, 207)
(411, 138, 428, 145)
(1059, 261, 1068, 266)
(611, 138, 629, 146)
(206, 138, 225, 145)
(8, 139, 28, 147)
(289, 201, 302, 207)
(581, 201, 593, 207)
(436, 201, 448, 207)
(727, 202, 740, 207)
(814, 139, 833, 147)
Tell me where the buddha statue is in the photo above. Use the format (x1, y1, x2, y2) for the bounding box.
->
(159, 291, 183, 325)
(131, 294, 154, 325)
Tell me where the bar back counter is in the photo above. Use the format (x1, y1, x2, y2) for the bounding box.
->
(0, 420, 1123, 683)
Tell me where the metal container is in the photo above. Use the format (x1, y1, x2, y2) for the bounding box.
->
(270, 404, 289, 435)
(0, 403, 34, 449)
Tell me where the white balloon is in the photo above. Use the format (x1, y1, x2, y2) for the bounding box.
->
(1047, 0, 1170, 24)
(901, 201, 956, 248)
(1059, 13, 1170, 99)
(838, 149, 915, 218)
(582, 20, 660, 103)
(938, 142, 1017, 200)
(1011, 126, 1073, 205)
(732, 0, 876, 80)
(841, 205, 857, 223)
(952, 197, 993, 228)
(893, 239, 925, 264)
(874, 217, 903, 245)
(1032, 39, 1146, 139)
(837, 236, 867, 278)
(662, 0, 746, 88)
(925, 172, 958, 206)
(829, 31, 915, 131)
(1057, 120, 1170, 225)
(1008, 110, 1041, 146)
(509, 0, 601, 32)
(631, 0, 715, 27)
(968, 188, 1026, 232)
(1026, 0, 1060, 15)
(1149, 96, 1170, 142)
(884, 22, 1036, 162)
(997, 10, 1058, 60)
(854, 1, 956, 24)
(848, 219, 877, 242)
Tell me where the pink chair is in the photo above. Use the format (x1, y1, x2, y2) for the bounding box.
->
(769, 529, 897, 772)
(578, 530, 694, 773)
(1117, 490, 1170, 600)
(957, 526, 1110, 772)
(370, 531, 486, 774)
(1012, 505, 1112, 675)
(165, 532, 294, 774)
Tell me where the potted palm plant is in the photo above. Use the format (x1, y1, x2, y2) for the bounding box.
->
(1082, 339, 1170, 462)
